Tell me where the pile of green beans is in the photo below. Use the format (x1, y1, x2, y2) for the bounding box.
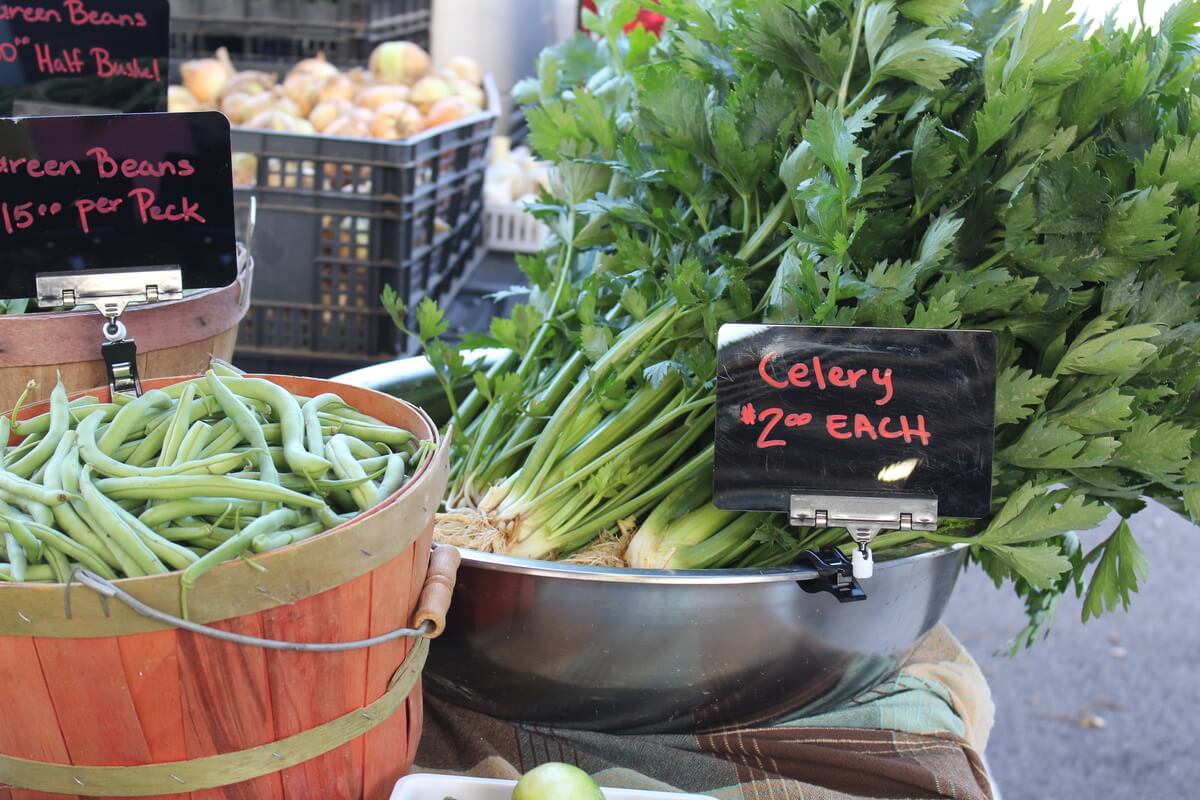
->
(0, 369, 434, 617)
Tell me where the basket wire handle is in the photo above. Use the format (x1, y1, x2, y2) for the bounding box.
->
(65, 545, 461, 651)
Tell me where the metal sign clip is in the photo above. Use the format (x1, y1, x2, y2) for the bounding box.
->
(35, 266, 182, 398)
(790, 493, 938, 581)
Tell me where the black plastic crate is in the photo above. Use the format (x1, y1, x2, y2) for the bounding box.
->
(232, 78, 499, 374)
(171, 0, 431, 64)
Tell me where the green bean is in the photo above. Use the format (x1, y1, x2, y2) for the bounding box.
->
(61, 446, 142, 577)
(232, 469, 385, 492)
(96, 390, 172, 455)
(111, 392, 133, 407)
(181, 507, 301, 618)
(145, 397, 222, 436)
(139, 498, 262, 529)
(78, 468, 167, 576)
(0, 563, 53, 582)
(8, 380, 69, 478)
(301, 394, 344, 463)
(96, 475, 328, 509)
(0, 515, 116, 580)
(2, 513, 41, 561)
(0, 467, 71, 507)
(10, 397, 111, 436)
(3, 434, 42, 467)
(111, 504, 198, 571)
(204, 372, 279, 486)
(3, 532, 27, 581)
(319, 413, 413, 448)
(43, 545, 69, 583)
(252, 520, 325, 553)
(158, 384, 197, 466)
(327, 435, 378, 510)
(209, 359, 244, 378)
(322, 403, 387, 426)
(197, 417, 241, 459)
(1, 488, 56, 528)
(377, 454, 407, 499)
(215, 374, 331, 477)
(77, 412, 251, 479)
(173, 421, 214, 465)
(42, 434, 120, 570)
(328, 488, 358, 513)
(156, 526, 241, 543)
(128, 421, 170, 468)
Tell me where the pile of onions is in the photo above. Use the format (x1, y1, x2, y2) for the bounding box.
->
(484, 138, 553, 207)
(172, 42, 486, 147)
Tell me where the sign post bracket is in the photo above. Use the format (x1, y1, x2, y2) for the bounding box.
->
(35, 265, 183, 398)
(790, 493, 938, 580)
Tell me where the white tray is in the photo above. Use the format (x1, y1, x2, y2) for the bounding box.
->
(391, 774, 716, 800)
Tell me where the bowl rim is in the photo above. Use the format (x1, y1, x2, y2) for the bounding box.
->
(454, 542, 969, 585)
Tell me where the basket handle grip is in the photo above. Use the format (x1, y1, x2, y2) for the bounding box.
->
(412, 544, 460, 637)
(67, 547, 457, 652)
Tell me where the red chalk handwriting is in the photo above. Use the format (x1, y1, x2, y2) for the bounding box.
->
(740, 403, 814, 449)
(0, 2, 158, 82)
(0, 2, 148, 28)
(758, 352, 894, 406)
(740, 406, 931, 449)
(3, 147, 205, 235)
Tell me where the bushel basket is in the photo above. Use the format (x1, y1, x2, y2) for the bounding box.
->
(0, 374, 453, 800)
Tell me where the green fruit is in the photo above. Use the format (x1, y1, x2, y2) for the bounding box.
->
(512, 763, 604, 800)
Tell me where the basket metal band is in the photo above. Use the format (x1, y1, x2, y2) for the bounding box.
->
(0, 636, 428, 796)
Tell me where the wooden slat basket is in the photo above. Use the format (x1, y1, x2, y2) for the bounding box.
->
(0, 374, 452, 800)
(0, 248, 254, 412)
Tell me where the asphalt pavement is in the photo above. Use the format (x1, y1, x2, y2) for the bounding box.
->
(943, 502, 1200, 799)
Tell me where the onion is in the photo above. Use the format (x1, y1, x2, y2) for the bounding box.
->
(450, 78, 485, 110)
(282, 72, 324, 117)
(489, 136, 512, 164)
(168, 86, 200, 113)
(356, 84, 411, 111)
(220, 91, 272, 125)
(324, 113, 372, 139)
(484, 179, 513, 205)
(369, 41, 431, 85)
(179, 47, 235, 107)
(219, 70, 277, 101)
(410, 76, 453, 113)
(317, 74, 356, 104)
(244, 110, 313, 133)
(231, 152, 258, 188)
(290, 51, 339, 82)
(422, 96, 475, 131)
(444, 55, 483, 86)
(309, 98, 353, 133)
(347, 67, 372, 86)
(369, 101, 423, 140)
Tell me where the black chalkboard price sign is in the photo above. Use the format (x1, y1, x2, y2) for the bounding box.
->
(0, 0, 168, 116)
(714, 324, 997, 519)
(0, 111, 237, 301)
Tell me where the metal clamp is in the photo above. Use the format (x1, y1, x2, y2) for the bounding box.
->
(36, 265, 183, 398)
(795, 549, 866, 603)
(791, 493, 938, 581)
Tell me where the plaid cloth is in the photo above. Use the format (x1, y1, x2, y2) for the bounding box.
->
(415, 625, 994, 799)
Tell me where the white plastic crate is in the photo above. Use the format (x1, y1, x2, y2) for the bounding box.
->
(392, 774, 716, 800)
(484, 202, 550, 254)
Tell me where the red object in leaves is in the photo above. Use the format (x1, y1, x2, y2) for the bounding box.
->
(580, 0, 666, 35)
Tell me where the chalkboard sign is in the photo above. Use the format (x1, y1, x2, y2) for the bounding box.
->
(0, 1, 168, 116)
(714, 324, 997, 519)
(0, 112, 237, 301)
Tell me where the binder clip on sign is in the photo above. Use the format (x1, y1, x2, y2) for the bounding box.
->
(0, 112, 237, 397)
(713, 324, 997, 598)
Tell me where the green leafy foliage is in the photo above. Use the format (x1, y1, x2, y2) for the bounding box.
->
(390, 0, 1200, 646)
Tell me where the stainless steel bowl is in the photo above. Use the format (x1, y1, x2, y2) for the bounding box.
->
(338, 356, 969, 733)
